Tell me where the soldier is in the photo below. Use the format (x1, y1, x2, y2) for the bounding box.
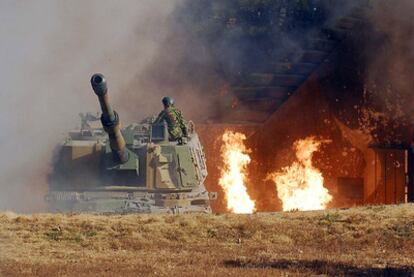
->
(153, 96, 188, 144)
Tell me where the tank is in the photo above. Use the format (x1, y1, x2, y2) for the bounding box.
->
(47, 73, 214, 214)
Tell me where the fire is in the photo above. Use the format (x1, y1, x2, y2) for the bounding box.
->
(219, 131, 255, 214)
(268, 137, 332, 211)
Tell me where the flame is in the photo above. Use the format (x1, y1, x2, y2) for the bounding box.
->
(268, 137, 332, 211)
(219, 131, 255, 214)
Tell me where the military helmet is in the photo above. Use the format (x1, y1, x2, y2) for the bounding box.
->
(162, 96, 174, 107)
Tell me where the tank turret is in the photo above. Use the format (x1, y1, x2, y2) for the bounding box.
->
(90, 73, 128, 164)
(47, 73, 213, 214)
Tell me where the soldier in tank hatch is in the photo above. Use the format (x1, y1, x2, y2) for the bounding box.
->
(153, 96, 188, 144)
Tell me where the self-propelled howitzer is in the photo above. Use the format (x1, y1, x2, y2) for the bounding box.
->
(47, 74, 213, 213)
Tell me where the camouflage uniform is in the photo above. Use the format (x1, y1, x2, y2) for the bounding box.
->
(154, 106, 187, 141)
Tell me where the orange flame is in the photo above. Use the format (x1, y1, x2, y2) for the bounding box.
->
(268, 137, 332, 211)
(219, 131, 255, 214)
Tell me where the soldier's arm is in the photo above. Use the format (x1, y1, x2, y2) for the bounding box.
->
(175, 109, 184, 124)
(176, 110, 188, 136)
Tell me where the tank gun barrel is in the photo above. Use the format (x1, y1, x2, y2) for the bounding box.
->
(90, 73, 128, 164)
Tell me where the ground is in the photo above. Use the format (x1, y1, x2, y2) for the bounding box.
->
(0, 205, 413, 276)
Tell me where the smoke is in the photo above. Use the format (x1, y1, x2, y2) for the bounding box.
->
(317, 0, 414, 147)
(365, 0, 414, 123)
(124, 0, 364, 122)
(0, 0, 180, 212)
(341, 0, 414, 145)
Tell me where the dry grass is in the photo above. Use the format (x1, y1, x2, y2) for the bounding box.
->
(1, 205, 414, 276)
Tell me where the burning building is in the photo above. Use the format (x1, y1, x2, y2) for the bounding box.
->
(191, 1, 414, 213)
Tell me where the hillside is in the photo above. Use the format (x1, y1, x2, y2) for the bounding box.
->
(1, 205, 414, 276)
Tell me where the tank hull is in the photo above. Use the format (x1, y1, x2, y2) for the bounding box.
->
(47, 74, 214, 214)
(47, 187, 212, 214)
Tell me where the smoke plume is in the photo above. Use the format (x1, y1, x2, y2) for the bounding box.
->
(366, 0, 414, 124)
(328, 0, 414, 145)
(0, 0, 180, 212)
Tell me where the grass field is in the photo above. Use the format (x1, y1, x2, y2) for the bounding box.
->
(0, 204, 414, 276)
